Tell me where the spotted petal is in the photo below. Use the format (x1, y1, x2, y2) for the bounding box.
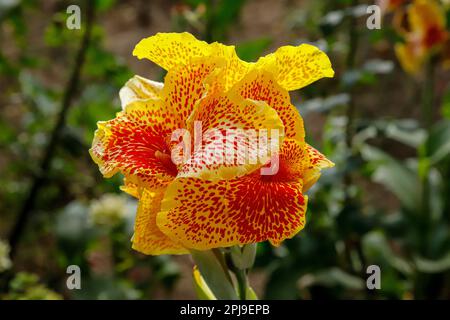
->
(133, 32, 211, 70)
(256, 44, 334, 91)
(231, 69, 305, 141)
(302, 143, 335, 192)
(120, 177, 140, 199)
(119, 75, 164, 110)
(209, 42, 252, 91)
(89, 99, 178, 189)
(133, 188, 187, 255)
(157, 140, 313, 249)
(177, 91, 285, 181)
(161, 56, 225, 129)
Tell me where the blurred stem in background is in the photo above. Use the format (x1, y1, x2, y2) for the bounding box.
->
(419, 57, 437, 248)
(7, 0, 95, 259)
(341, 0, 368, 284)
(414, 56, 437, 299)
(344, 0, 358, 164)
(421, 58, 436, 130)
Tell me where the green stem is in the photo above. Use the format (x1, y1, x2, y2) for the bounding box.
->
(228, 244, 256, 300)
(344, 0, 359, 198)
(212, 248, 234, 284)
(419, 59, 436, 251)
(191, 244, 257, 300)
(341, 0, 368, 282)
(421, 58, 436, 130)
(235, 268, 248, 300)
(414, 58, 436, 299)
(191, 249, 238, 300)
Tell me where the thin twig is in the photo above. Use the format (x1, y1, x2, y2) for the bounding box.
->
(8, 0, 95, 259)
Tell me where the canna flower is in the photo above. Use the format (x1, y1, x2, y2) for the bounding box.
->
(394, 0, 449, 74)
(90, 32, 334, 255)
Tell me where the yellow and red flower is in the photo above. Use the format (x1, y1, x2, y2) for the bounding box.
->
(394, 0, 449, 74)
(90, 32, 334, 255)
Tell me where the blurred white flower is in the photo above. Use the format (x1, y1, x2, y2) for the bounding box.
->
(89, 193, 130, 227)
(0, 239, 12, 272)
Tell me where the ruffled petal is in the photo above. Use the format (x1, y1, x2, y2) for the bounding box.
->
(302, 143, 335, 192)
(133, 32, 211, 70)
(157, 174, 307, 249)
(89, 99, 178, 188)
(275, 139, 309, 180)
(119, 75, 163, 110)
(177, 90, 285, 181)
(256, 44, 334, 91)
(305, 144, 334, 169)
(161, 56, 225, 128)
(231, 69, 305, 141)
(209, 42, 252, 91)
(120, 177, 140, 199)
(133, 188, 187, 255)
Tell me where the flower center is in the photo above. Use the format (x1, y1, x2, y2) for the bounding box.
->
(155, 150, 178, 176)
(260, 159, 292, 182)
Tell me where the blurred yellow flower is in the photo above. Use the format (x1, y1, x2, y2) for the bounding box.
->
(90, 32, 334, 255)
(89, 193, 129, 227)
(394, 0, 449, 74)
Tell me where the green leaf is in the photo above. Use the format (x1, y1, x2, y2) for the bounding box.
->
(414, 253, 450, 273)
(383, 120, 426, 148)
(193, 266, 216, 300)
(363, 231, 414, 275)
(441, 88, 450, 119)
(321, 10, 345, 28)
(190, 250, 238, 300)
(95, 0, 116, 11)
(0, 0, 19, 20)
(245, 286, 258, 300)
(236, 38, 272, 62)
(313, 268, 365, 290)
(300, 94, 350, 115)
(362, 59, 394, 75)
(205, 0, 246, 41)
(424, 120, 450, 165)
(361, 145, 421, 211)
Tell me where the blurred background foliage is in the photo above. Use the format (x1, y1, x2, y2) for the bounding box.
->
(0, 0, 449, 299)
